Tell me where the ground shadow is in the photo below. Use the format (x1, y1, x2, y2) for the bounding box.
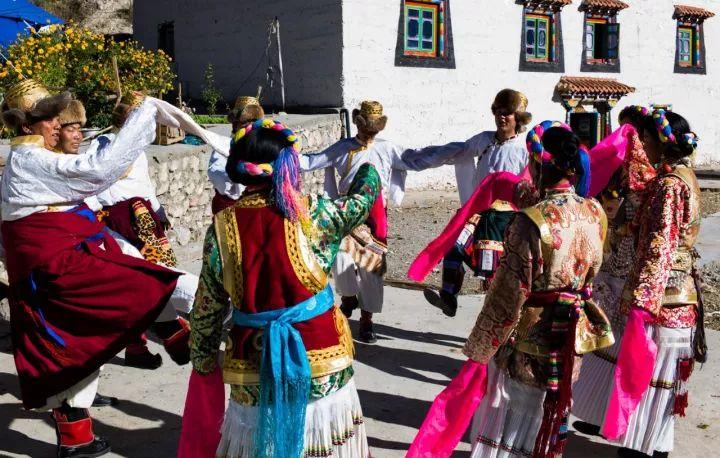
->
(0, 372, 56, 457)
(354, 339, 464, 386)
(565, 430, 621, 457)
(358, 389, 431, 431)
(370, 322, 465, 348)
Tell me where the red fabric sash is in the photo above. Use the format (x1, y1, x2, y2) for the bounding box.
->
(2, 208, 180, 408)
(365, 190, 388, 244)
(178, 367, 225, 458)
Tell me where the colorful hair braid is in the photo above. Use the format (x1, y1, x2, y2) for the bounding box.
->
(231, 119, 312, 231)
(526, 120, 592, 197)
(632, 105, 650, 117)
(652, 109, 676, 144)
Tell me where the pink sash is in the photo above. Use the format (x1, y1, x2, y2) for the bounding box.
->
(407, 125, 634, 283)
(601, 308, 657, 440)
(178, 367, 226, 458)
(406, 360, 488, 457)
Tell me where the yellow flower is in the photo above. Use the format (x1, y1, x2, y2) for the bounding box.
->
(0, 71, 8, 78)
(38, 48, 45, 54)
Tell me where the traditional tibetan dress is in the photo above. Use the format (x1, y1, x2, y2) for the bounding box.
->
(300, 137, 411, 314)
(0, 100, 180, 409)
(609, 163, 702, 455)
(572, 130, 656, 427)
(85, 132, 199, 314)
(189, 164, 380, 457)
(462, 187, 612, 457)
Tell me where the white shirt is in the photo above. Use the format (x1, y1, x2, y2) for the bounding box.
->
(300, 137, 413, 206)
(207, 139, 243, 200)
(403, 131, 528, 204)
(0, 99, 159, 221)
(82, 132, 162, 215)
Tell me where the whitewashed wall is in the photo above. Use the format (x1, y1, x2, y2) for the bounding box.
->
(341, 0, 720, 192)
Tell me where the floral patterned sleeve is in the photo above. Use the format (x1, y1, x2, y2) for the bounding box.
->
(309, 163, 380, 272)
(189, 225, 229, 374)
(625, 176, 686, 317)
(463, 214, 543, 363)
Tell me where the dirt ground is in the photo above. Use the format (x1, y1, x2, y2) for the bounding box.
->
(388, 188, 720, 329)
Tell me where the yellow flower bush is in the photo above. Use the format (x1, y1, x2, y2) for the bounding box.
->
(0, 22, 175, 127)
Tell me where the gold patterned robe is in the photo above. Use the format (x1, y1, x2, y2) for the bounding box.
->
(463, 187, 611, 388)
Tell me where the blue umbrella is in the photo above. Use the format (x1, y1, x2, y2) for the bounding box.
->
(0, 0, 63, 48)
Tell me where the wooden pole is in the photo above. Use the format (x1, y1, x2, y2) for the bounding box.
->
(112, 56, 122, 107)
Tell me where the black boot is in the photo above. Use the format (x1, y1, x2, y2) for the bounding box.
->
(358, 311, 377, 344)
(124, 345, 163, 370)
(340, 296, 359, 318)
(52, 406, 111, 458)
(91, 393, 119, 408)
(423, 288, 458, 317)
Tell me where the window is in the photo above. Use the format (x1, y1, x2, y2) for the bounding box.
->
(525, 14, 551, 62)
(519, 1, 568, 73)
(579, 0, 627, 73)
(157, 21, 175, 59)
(677, 25, 697, 67)
(395, 0, 455, 68)
(673, 5, 715, 75)
(585, 18, 619, 62)
(405, 3, 437, 57)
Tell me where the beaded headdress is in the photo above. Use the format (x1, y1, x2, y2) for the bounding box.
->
(653, 109, 699, 151)
(231, 118, 310, 229)
(526, 120, 592, 197)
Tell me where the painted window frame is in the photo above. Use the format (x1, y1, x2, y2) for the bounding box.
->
(395, 0, 456, 69)
(519, 4, 565, 73)
(674, 20, 707, 74)
(581, 13, 621, 73)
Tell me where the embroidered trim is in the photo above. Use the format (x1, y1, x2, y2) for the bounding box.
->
(285, 219, 326, 293)
(236, 192, 272, 209)
(214, 208, 243, 307)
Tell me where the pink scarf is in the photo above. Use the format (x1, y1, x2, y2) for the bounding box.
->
(602, 308, 657, 440)
(407, 124, 635, 283)
(406, 360, 488, 457)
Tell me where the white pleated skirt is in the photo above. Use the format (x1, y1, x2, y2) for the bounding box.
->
(572, 272, 627, 426)
(616, 325, 693, 455)
(469, 361, 545, 458)
(216, 378, 369, 458)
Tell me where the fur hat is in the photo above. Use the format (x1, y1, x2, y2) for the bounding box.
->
(58, 100, 87, 127)
(229, 96, 265, 125)
(1, 79, 72, 133)
(352, 100, 387, 134)
(492, 89, 532, 129)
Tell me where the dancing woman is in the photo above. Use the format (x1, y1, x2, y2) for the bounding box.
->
(188, 119, 380, 457)
(602, 110, 705, 458)
(409, 122, 613, 457)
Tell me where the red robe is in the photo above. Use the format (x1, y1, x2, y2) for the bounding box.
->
(2, 206, 180, 408)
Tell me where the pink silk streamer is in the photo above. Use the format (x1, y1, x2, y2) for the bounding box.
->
(407, 172, 524, 282)
(178, 367, 226, 458)
(601, 308, 658, 440)
(407, 124, 634, 283)
(587, 123, 635, 197)
(406, 360, 488, 458)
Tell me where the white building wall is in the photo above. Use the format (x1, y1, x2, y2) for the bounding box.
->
(133, 0, 344, 108)
(341, 0, 720, 191)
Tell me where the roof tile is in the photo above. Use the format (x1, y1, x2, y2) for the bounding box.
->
(673, 4, 715, 20)
(556, 76, 635, 97)
(581, 0, 630, 11)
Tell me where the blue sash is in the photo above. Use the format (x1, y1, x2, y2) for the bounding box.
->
(233, 284, 334, 458)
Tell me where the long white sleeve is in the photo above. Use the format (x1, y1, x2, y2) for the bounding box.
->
(1, 99, 160, 220)
(208, 146, 243, 199)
